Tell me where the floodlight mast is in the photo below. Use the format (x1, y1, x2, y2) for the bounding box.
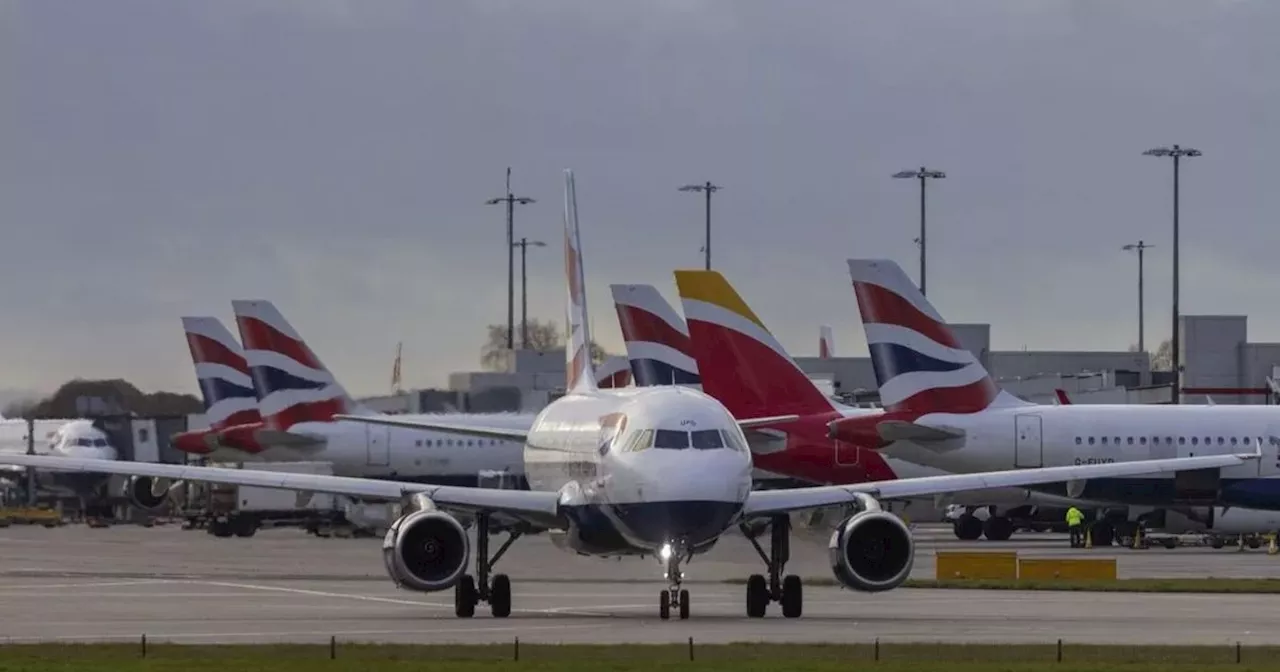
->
(893, 167, 946, 295)
(1141, 145, 1201, 403)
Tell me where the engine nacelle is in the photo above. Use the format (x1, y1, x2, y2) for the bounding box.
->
(382, 493, 470, 593)
(828, 493, 915, 592)
(122, 476, 180, 512)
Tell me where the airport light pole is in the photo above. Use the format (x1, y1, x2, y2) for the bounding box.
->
(1122, 241, 1154, 356)
(486, 168, 536, 350)
(1142, 145, 1201, 404)
(512, 238, 546, 350)
(678, 181, 723, 270)
(893, 167, 946, 296)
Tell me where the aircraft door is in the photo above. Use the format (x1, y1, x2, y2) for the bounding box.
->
(1014, 414, 1043, 468)
(366, 425, 391, 467)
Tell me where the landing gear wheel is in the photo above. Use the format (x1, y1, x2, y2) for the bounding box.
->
(459, 512, 522, 619)
(781, 574, 803, 618)
(678, 589, 690, 620)
(746, 574, 768, 618)
(455, 575, 477, 618)
(982, 516, 1014, 542)
(1091, 522, 1114, 547)
(490, 574, 511, 618)
(954, 514, 983, 540)
(740, 514, 800, 618)
(659, 590, 671, 620)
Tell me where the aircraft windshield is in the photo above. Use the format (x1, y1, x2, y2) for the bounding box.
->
(93, 438, 109, 447)
(690, 429, 724, 449)
(74, 438, 93, 447)
(653, 429, 689, 449)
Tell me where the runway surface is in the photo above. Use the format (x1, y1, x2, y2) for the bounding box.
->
(0, 523, 1277, 645)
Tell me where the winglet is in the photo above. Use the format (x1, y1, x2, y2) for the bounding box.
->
(563, 169, 597, 394)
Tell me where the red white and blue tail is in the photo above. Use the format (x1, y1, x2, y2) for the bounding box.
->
(846, 259, 1028, 415)
(562, 169, 597, 394)
(610, 283, 701, 387)
(182, 316, 262, 431)
(232, 300, 372, 430)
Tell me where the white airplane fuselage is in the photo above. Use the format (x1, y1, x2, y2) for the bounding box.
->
(203, 414, 533, 487)
(523, 386, 753, 557)
(880, 403, 1280, 509)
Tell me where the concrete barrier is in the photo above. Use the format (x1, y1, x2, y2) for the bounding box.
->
(1018, 558, 1117, 581)
(935, 551, 1018, 580)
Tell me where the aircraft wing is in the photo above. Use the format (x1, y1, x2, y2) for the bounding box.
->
(743, 450, 1260, 517)
(331, 413, 802, 442)
(0, 454, 562, 527)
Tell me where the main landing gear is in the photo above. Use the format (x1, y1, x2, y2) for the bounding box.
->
(740, 514, 802, 618)
(658, 539, 692, 620)
(455, 512, 523, 619)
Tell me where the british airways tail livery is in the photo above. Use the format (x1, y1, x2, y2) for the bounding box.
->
(610, 283, 701, 387)
(2, 177, 1257, 623)
(172, 317, 264, 456)
(233, 300, 373, 431)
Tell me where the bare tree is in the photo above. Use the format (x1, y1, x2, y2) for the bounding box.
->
(481, 318, 611, 371)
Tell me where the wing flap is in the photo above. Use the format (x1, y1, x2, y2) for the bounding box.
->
(744, 452, 1258, 517)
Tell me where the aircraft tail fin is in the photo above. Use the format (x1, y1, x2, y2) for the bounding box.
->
(674, 269, 837, 419)
(181, 316, 262, 430)
(562, 170, 597, 394)
(610, 283, 701, 387)
(231, 300, 373, 430)
(846, 258, 1030, 416)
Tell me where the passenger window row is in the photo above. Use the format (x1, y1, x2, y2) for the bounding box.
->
(1073, 435, 1280, 448)
(413, 438, 504, 448)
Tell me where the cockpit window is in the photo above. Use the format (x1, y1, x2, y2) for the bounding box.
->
(720, 429, 749, 453)
(624, 429, 653, 452)
(75, 438, 93, 447)
(93, 438, 109, 447)
(653, 429, 690, 449)
(691, 429, 724, 450)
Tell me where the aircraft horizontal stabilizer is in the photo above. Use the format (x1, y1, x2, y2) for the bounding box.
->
(737, 414, 800, 429)
(875, 420, 964, 444)
(330, 414, 529, 442)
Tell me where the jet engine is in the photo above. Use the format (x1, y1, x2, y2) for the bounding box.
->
(382, 493, 470, 593)
(122, 476, 182, 512)
(828, 493, 915, 592)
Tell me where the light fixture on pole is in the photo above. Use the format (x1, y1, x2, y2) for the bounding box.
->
(1142, 145, 1200, 403)
(678, 181, 723, 270)
(892, 167, 946, 295)
(486, 168, 536, 350)
(512, 237, 546, 350)
(1121, 241, 1154, 356)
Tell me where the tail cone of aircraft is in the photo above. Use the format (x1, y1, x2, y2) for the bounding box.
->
(170, 429, 215, 456)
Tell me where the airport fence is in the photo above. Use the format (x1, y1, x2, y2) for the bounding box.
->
(12, 636, 1280, 666)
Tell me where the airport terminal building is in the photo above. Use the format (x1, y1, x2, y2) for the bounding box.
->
(360, 314, 1280, 413)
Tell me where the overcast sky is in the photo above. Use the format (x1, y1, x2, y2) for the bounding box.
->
(2, 0, 1278, 397)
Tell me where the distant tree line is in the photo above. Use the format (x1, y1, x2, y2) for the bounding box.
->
(481, 318, 611, 371)
(1, 379, 202, 419)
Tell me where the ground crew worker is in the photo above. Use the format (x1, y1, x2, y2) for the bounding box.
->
(1066, 506, 1085, 548)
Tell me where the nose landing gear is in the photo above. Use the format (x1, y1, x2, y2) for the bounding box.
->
(658, 539, 691, 620)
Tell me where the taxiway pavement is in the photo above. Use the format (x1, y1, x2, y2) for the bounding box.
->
(0, 524, 1277, 645)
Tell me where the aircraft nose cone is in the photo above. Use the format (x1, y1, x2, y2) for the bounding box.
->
(610, 500, 744, 548)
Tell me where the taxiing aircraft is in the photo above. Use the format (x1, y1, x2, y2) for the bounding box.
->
(0, 171, 1260, 624)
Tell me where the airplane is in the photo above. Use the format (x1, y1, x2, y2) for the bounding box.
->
(830, 257, 1280, 545)
(0, 171, 1259, 623)
(672, 269, 1103, 541)
(0, 418, 119, 519)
